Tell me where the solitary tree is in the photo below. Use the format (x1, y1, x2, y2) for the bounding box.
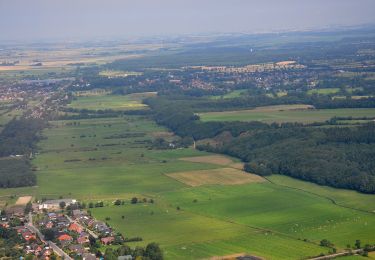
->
(355, 240, 361, 249)
(145, 242, 163, 260)
(59, 201, 66, 209)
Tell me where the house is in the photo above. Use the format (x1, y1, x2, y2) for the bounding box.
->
(21, 231, 37, 242)
(6, 206, 25, 218)
(77, 233, 90, 244)
(46, 221, 54, 229)
(92, 221, 112, 235)
(101, 236, 115, 245)
(56, 215, 70, 228)
(25, 244, 43, 255)
(42, 248, 53, 258)
(72, 209, 85, 219)
(58, 234, 73, 242)
(47, 212, 57, 220)
(58, 234, 73, 247)
(68, 244, 85, 255)
(68, 222, 83, 233)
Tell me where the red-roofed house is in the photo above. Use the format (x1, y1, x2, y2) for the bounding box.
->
(58, 234, 73, 242)
(22, 231, 37, 242)
(77, 234, 89, 244)
(68, 222, 83, 233)
(101, 236, 115, 245)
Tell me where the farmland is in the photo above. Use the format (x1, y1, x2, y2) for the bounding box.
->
(199, 106, 375, 123)
(1, 28, 375, 259)
(0, 91, 372, 259)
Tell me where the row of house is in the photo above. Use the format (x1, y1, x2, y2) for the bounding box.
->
(71, 209, 118, 245)
(37, 211, 96, 259)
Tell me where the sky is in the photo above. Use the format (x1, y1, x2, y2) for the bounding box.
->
(1, 0, 375, 42)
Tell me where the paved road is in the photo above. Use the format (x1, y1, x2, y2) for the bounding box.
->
(48, 241, 73, 260)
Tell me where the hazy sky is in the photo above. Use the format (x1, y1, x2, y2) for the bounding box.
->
(1, 0, 375, 41)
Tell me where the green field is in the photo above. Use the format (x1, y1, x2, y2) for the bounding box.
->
(210, 89, 248, 99)
(68, 92, 156, 111)
(199, 106, 375, 123)
(307, 88, 341, 95)
(1, 94, 374, 259)
(0, 107, 23, 132)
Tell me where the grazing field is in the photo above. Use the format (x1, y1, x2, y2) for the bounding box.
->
(166, 168, 264, 187)
(68, 93, 156, 111)
(199, 106, 375, 123)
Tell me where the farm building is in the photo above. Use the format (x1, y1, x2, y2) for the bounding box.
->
(38, 199, 77, 210)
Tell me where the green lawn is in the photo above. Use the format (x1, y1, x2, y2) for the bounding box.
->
(199, 107, 375, 123)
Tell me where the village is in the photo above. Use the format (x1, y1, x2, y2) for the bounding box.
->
(1, 197, 128, 260)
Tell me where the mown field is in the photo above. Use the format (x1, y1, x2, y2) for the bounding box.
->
(199, 106, 375, 123)
(1, 94, 374, 259)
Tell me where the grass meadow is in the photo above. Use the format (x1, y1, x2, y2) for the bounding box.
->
(1, 93, 374, 259)
(199, 106, 375, 123)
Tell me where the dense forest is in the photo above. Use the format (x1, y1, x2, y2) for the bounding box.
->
(0, 118, 45, 188)
(0, 158, 36, 188)
(0, 118, 46, 157)
(200, 124, 375, 193)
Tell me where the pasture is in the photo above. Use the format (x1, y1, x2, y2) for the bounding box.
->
(199, 106, 375, 123)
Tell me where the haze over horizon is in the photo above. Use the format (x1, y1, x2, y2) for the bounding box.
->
(1, 0, 375, 42)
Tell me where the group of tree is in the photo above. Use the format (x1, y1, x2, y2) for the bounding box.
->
(0, 118, 46, 157)
(103, 243, 163, 260)
(0, 226, 24, 258)
(207, 123, 375, 193)
(0, 158, 36, 188)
